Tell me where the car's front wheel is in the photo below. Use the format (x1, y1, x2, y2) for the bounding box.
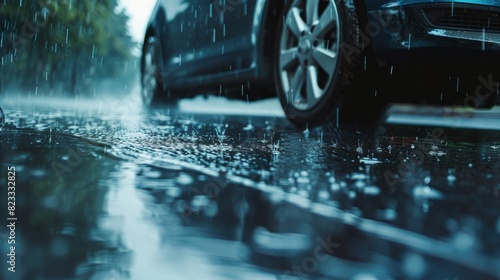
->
(275, 0, 366, 126)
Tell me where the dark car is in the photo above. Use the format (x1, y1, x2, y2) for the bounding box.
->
(141, 0, 500, 125)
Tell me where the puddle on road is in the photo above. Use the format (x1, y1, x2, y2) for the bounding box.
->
(1, 101, 500, 279)
(0, 131, 278, 279)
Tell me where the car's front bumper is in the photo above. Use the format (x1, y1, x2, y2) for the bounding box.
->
(366, 1, 500, 67)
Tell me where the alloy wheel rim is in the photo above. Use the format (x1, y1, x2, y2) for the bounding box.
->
(142, 38, 159, 105)
(279, 0, 341, 111)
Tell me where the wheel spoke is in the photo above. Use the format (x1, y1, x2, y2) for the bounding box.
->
(306, 66, 321, 105)
(288, 8, 307, 38)
(312, 47, 337, 76)
(313, 3, 337, 38)
(306, 0, 319, 25)
(281, 47, 299, 69)
(289, 66, 305, 103)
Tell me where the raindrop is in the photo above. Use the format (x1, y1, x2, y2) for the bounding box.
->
(355, 180, 365, 189)
(424, 175, 431, 185)
(360, 157, 381, 164)
(413, 185, 443, 199)
(447, 169, 456, 185)
(192, 195, 210, 209)
(204, 201, 218, 217)
(318, 189, 330, 201)
(364, 185, 380, 195)
(336, 108, 339, 127)
(331, 183, 340, 191)
(390, 65, 394, 75)
(331, 140, 338, 148)
(272, 140, 280, 155)
(348, 191, 356, 199)
(403, 252, 426, 279)
(243, 120, 254, 131)
(176, 173, 194, 185)
(356, 143, 363, 154)
(352, 173, 367, 180)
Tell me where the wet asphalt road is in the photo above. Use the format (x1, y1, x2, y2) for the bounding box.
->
(1, 91, 500, 280)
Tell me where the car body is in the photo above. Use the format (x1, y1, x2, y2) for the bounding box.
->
(141, 0, 500, 125)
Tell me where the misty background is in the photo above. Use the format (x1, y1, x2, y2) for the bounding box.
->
(0, 0, 156, 99)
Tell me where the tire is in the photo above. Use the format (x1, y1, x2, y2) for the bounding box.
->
(274, 0, 369, 126)
(141, 35, 177, 108)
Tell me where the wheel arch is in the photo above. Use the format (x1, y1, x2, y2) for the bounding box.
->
(257, 0, 287, 71)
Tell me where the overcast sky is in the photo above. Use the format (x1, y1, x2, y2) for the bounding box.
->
(118, 0, 157, 43)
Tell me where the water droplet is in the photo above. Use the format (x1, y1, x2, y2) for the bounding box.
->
(360, 157, 382, 164)
(176, 173, 193, 185)
(413, 185, 443, 199)
(403, 252, 426, 278)
(364, 185, 380, 196)
(424, 176, 431, 185)
(243, 120, 254, 131)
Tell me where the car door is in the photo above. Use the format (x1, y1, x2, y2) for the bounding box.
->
(194, 0, 257, 75)
(162, 0, 206, 79)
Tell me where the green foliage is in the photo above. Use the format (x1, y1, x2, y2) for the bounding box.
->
(0, 0, 137, 96)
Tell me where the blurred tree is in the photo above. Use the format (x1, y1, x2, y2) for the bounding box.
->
(0, 0, 136, 97)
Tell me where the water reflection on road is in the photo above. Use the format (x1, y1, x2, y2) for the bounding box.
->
(1, 94, 500, 279)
